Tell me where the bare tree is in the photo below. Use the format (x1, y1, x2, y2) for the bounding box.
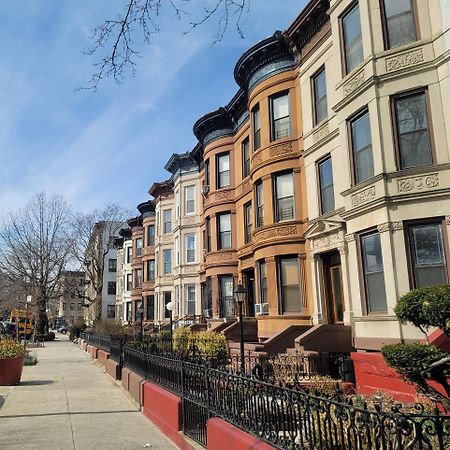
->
(71, 204, 129, 323)
(0, 272, 29, 320)
(0, 193, 73, 334)
(83, 0, 249, 90)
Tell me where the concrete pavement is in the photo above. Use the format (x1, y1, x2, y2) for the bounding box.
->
(0, 336, 177, 450)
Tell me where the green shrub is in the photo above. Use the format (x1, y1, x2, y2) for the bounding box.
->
(382, 343, 450, 381)
(24, 351, 38, 366)
(195, 331, 228, 363)
(395, 285, 450, 335)
(173, 328, 193, 354)
(0, 338, 27, 358)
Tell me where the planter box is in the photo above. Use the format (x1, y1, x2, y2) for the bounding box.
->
(0, 356, 25, 385)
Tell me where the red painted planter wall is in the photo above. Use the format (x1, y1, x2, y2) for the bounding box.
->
(0, 356, 25, 386)
(207, 418, 275, 450)
(142, 381, 185, 448)
(97, 349, 109, 367)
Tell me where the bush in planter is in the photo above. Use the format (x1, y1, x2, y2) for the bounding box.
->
(382, 285, 450, 410)
(0, 338, 27, 385)
(173, 328, 193, 355)
(195, 331, 228, 364)
(394, 285, 450, 336)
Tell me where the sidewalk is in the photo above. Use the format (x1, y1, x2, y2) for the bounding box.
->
(0, 337, 177, 450)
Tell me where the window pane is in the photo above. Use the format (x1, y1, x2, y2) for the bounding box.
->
(220, 276, 234, 318)
(361, 232, 387, 312)
(384, 0, 416, 48)
(185, 186, 195, 214)
(314, 69, 328, 124)
(395, 93, 432, 169)
(343, 4, 363, 72)
(244, 202, 252, 244)
(276, 173, 294, 221)
(256, 182, 264, 227)
(279, 257, 301, 313)
(273, 94, 289, 120)
(163, 210, 172, 233)
(242, 139, 250, 178)
(219, 213, 232, 249)
(272, 94, 290, 140)
(410, 223, 448, 288)
(217, 153, 230, 188)
(351, 112, 374, 183)
(319, 158, 335, 214)
(147, 225, 155, 246)
(146, 295, 154, 321)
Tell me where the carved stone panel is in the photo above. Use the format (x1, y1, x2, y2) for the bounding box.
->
(343, 70, 365, 96)
(313, 123, 330, 143)
(206, 252, 234, 264)
(214, 190, 233, 202)
(397, 174, 439, 193)
(269, 141, 293, 157)
(312, 232, 341, 249)
(255, 225, 297, 242)
(386, 48, 424, 72)
(351, 186, 376, 207)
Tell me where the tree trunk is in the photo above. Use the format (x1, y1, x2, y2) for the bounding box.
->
(36, 297, 48, 335)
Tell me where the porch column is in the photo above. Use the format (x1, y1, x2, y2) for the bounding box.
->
(310, 253, 323, 325)
(345, 233, 362, 317)
(338, 245, 352, 325)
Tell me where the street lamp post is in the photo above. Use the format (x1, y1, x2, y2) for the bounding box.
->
(166, 301, 175, 354)
(234, 284, 246, 373)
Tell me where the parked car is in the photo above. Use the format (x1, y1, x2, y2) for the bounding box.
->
(57, 325, 68, 334)
(0, 321, 17, 339)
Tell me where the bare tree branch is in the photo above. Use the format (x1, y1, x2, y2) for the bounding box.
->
(80, 0, 249, 91)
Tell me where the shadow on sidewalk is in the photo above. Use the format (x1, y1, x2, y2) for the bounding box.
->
(19, 380, 55, 386)
(0, 409, 140, 419)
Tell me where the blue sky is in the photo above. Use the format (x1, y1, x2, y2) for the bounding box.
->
(0, 0, 306, 213)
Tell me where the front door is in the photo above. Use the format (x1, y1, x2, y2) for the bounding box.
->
(322, 252, 344, 324)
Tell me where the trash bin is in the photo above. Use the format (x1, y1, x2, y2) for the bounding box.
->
(339, 356, 355, 383)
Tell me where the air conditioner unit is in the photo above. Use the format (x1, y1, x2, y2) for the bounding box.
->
(255, 303, 269, 316)
(201, 184, 210, 196)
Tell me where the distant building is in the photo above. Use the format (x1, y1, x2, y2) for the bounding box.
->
(58, 271, 85, 326)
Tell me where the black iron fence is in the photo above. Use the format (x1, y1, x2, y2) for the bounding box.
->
(81, 333, 450, 449)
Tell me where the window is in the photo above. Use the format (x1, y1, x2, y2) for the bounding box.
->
(342, 3, 363, 73)
(270, 92, 291, 141)
(126, 273, 132, 291)
(407, 221, 448, 288)
(381, 0, 416, 49)
(125, 302, 132, 322)
(205, 217, 211, 253)
(252, 104, 261, 151)
(107, 305, 115, 319)
(135, 269, 142, 288)
(185, 284, 196, 315)
(70, 303, 75, 311)
(175, 236, 179, 266)
(175, 190, 180, 219)
(318, 156, 335, 214)
(147, 260, 155, 282)
(136, 238, 143, 257)
(107, 281, 116, 295)
(393, 91, 432, 169)
(204, 159, 210, 188)
(185, 234, 196, 263)
(218, 213, 232, 249)
(147, 225, 155, 246)
(216, 153, 230, 189)
(163, 210, 172, 234)
(126, 246, 132, 264)
(350, 109, 374, 184)
(164, 292, 172, 319)
(242, 138, 250, 178)
(313, 68, 328, 125)
(360, 231, 387, 313)
(274, 172, 295, 222)
(219, 275, 234, 318)
(78, 303, 82, 311)
(163, 249, 172, 274)
(108, 258, 117, 272)
(146, 295, 154, 321)
(258, 261, 267, 304)
(135, 300, 143, 320)
(185, 186, 195, 214)
(255, 181, 264, 227)
(278, 256, 302, 314)
(244, 202, 253, 244)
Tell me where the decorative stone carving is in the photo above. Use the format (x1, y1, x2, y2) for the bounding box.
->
(241, 179, 251, 195)
(345, 233, 355, 242)
(215, 190, 233, 201)
(337, 246, 346, 255)
(269, 141, 293, 157)
(255, 225, 297, 241)
(313, 123, 330, 143)
(182, 217, 196, 226)
(386, 48, 424, 72)
(392, 222, 403, 231)
(253, 152, 263, 165)
(397, 174, 439, 193)
(377, 223, 390, 233)
(183, 266, 198, 274)
(312, 232, 341, 249)
(206, 252, 234, 264)
(343, 70, 365, 96)
(446, 216, 450, 225)
(351, 185, 376, 207)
